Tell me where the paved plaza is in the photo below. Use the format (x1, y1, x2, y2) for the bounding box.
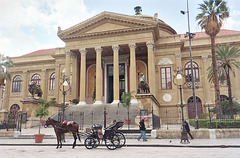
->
(0, 138, 240, 158)
(1, 127, 240, 157)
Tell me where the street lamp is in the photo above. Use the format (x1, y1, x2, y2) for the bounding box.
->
(173, 69, 189, 143)
(181, 0, 199, 129)
(59, 76, 70, 121)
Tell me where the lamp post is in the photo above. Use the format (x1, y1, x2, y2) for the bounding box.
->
(181, 0, 199, 129)
(173, 69, 189, 143)
(59, 76, 70, 121)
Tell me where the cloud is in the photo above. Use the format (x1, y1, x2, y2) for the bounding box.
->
(0, 0, 96, 57)
(222, 9, 240, 30)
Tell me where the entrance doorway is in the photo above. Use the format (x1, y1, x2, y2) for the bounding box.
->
(107, 63, 125, 103)
(187, 96, 203, 119)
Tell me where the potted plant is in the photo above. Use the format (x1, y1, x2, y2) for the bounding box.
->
(34, 99, 50, 143)
(119, 92, 133, 130)
(72, 99, 79, 105)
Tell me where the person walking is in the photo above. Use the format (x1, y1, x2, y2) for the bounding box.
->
(137, 118, 147, 141)
(184, 120, 193, 139)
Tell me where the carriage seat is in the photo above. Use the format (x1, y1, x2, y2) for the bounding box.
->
(61, 121, 74, 126)
(61, 121, 67, 126)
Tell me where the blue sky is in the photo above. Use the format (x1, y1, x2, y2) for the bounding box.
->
(0, 0, 240, 57)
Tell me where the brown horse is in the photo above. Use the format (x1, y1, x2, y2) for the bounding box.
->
(44, 117, 81, 149)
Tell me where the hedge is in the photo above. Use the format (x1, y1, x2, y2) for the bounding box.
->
(189, 119, 240, 128)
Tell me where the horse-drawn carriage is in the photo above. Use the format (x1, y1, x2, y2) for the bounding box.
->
(84, 121, 125, 150)
(44, 118, 125, 150)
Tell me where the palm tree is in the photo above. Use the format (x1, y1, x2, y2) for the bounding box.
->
(208, 44, 240, 119)
(196, 0, 229, 119)
(0, 53, 13, 84)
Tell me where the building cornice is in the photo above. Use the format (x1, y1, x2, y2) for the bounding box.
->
(182, 41, 240, 51)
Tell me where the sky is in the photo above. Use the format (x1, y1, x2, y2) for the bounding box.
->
(0, 0, 240, 57)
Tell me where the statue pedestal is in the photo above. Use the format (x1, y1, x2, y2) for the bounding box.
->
(20, 98, 39, 128)
(135, 94, 161, 128)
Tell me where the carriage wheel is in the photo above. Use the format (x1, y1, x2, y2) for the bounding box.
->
(105, 134, 119, 150)
(84, 137, 95, 149)
(93, 138, 100, 148)
(116, 132, 125, 148)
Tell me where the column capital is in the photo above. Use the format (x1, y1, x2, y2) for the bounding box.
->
(42, 69, 47, 72)
(146, 41, 155, 49)
(128, 43, 136, 50)
(202, 56, 208, 62)
(95, 47, 103, 54)
(79, 48, 87, 55)
(112, 45, 120, 51)
(65, 50, 72, 56)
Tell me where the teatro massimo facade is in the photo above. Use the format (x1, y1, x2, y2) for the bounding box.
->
(1, 11, 240, 123)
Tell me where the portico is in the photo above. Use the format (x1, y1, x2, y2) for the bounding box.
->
(63, 42, 153, 105)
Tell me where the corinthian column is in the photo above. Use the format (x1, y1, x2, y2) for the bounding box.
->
(78, 48, 87, 105)
(71, 53, 78, 100)
(202, 56, 212, 104)
(22, 70, 28, 98)
(129, 43, 138, 103)
(41, 69, 47, 99)
(94, 47, 103, 104)
(112, 45, 120, 104)
(146, 41, 156, 96)
(54, 64, 60, 102)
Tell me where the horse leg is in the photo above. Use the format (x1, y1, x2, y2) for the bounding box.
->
(59, 134, 62, 148)
(56, 134, 60, 149)
(77, 126, 81, 142)
(77, 133, 81, 142)
(72, 134, 77, 149)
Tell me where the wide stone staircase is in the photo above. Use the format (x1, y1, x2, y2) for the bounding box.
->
(51, 103, 152, 139)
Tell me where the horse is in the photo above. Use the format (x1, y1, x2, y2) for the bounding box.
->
(28, 82, 42, 98)
(44, 117, 81, 149)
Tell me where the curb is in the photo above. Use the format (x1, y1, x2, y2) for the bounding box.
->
(0, 143, 239, 148)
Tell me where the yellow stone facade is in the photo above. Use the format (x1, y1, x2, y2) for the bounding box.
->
(1, 11, 240, 122)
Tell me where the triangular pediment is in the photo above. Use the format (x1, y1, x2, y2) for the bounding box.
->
(85, 22, 131, 34)
(58, 11, 161, 40)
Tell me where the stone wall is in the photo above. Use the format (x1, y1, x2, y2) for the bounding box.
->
(0, 131, 14, 137)
(154, 128, 240, 139)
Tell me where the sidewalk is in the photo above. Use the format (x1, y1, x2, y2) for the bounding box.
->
(0, 127, 240, 147)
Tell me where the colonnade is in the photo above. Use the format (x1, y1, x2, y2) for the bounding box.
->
(64, 41, 155, 105)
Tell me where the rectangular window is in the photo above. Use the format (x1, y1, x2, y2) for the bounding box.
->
(161, 67, 172, 90)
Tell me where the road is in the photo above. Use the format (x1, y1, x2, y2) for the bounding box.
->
(1, 145, 240, 158)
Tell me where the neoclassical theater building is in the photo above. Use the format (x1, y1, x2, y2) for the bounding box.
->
(1, 11, 240, 122)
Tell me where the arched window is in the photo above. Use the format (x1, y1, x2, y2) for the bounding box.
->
(12, 75, 22, 92)
(220, 95, 229, 102)
(185, 62, 200, 82)
(49, 72, 55, 91)
(31, 74, 41, 85)
(10, 104, 20, 115)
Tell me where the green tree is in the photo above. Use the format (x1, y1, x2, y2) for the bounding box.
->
(208, 44, 240, 118)
(118, 92, 133, 130)
(0, 53, 13, 83)
(35, 99, 51, 134)
(211, 100, 240, 116)
(196, 0, 229, 119)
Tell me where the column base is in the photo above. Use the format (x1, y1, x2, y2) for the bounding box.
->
(130, 99, 138, 104)
(94, 101, 103, 105)
(77, 101, 86, 106)
(111, 100, 120, 105)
